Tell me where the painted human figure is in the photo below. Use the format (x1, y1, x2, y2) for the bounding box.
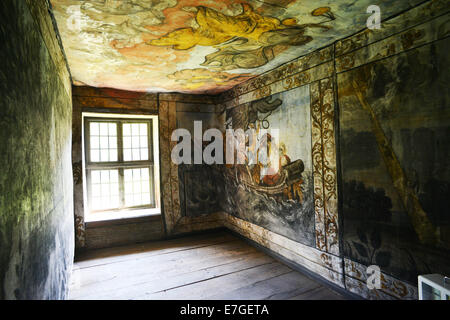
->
(258, 134, 289, 186)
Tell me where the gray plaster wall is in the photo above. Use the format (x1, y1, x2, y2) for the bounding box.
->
(0, 0, 74, 299)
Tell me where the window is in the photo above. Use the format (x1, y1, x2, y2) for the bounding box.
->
(83, 114, 160, 221)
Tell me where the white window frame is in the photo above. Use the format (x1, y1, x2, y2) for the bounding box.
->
(82, 112, 160, 222)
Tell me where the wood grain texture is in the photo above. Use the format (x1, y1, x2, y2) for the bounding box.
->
(84, 215, 164, 249)
(72, 95, 158, 112)
(69, 231, 344, 300)
(222, 213, 345, 288)
(159, 93, 218, 104)
(72, 86, 157, 101)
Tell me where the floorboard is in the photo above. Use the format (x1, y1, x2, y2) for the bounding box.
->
(69, 231, 345, 300)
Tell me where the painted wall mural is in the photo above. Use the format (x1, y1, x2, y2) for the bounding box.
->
(221, 85, 315, 245)
(50, 0, 423, 94)
(338, 38, 450, 284)
(176, 105, 224, 217)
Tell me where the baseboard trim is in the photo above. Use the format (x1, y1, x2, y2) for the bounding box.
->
(164, 226, 228, 241)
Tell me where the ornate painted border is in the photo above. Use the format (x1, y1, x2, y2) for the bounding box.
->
(310, 78, 339, 256)
(344, 258, 418, 300)
(221, 61, 334, 110)
(219, 46, 333, 102)
(158, 100, 173, 233)
(335, 0, 449, 58)
(336, 13, 450, 73)
(159, 97, 224, 235)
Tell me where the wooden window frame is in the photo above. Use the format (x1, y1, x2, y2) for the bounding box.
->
(84, 117, 156, 214)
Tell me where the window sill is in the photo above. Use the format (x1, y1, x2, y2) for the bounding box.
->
(85, 208, 161, 224)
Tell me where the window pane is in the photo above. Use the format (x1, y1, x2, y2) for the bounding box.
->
(132, 124, 140, 136)
(92, 170, 100, 183)
(109, 149, 118, 162)
(141, 149, 148, 161)
(134, 181, 141, 193)
(89, 122, 118, 163)
(133, 194, 141, 205)
(123, 136, 131, 149)
(132, 136, 140, 148)
(141, 168, 149, 179)
(125, 194, 133, 206)
(111, 183, 119, 196)
(90, 123, 99, 135)
(121, 122, 150, 161)
(108, 123, 117, 136)
(101, 184, 110, 196)
(109, 137, 117, 148)
(90, 169, 120, 211)
(142, 193, 150, 204)
(91, 137, 99, 149)
(100, 137, 108, 149)
(110, 197, 119, 208)
(91, 149, 99, 162)
(110, 170, 118, 182)
(124, 169, 133, 182)
(132, 149, 140, 160)
(124, 148, 132, 161)
(100, 149, 109, 161)
(92, 184, 101, 197)
(100, 170, 109, 182)
(140, 136, 148, 149)
(139, 123, 147, 136)
(123, 124, 131, 136)
(124, 167, 152, 207)
(100, 123, 108, 136)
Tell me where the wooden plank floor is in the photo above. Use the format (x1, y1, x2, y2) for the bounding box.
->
(69, 231, 345, 300)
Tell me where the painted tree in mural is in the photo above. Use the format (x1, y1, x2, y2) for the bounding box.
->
(352, 80, 439, 246)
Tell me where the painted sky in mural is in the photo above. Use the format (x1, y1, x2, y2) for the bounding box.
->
(222, 85, 315, 245)
(51, 0, 423, 93)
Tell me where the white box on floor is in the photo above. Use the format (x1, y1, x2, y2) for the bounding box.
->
(418, 274, 450, 300)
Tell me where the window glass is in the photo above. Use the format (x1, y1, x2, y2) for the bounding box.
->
(90, 122, 117, 162)
(124, 168, 152, 207)
(90, 169, 120, 210)
(123, 123, 149, 161)
(85, 118, 156, 214)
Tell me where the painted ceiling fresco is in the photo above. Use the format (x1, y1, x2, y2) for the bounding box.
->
(50, 0, 422, 94)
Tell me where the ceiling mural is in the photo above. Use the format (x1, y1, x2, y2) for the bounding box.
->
(50, 0, 422, 94)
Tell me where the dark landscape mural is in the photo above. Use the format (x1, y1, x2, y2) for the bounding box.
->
(338, 38, 450, 284)
(221, 85, 315, 245)
(176, 105, 224, 217)
(179, 164, 223, 217)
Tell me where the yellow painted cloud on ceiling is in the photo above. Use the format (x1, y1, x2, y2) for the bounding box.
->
(49, 0, 423, 93)
(149, 4, 299, 50)
(168, 68, 252, 91)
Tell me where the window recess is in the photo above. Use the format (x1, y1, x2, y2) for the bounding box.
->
(83, 115, 159, 221)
